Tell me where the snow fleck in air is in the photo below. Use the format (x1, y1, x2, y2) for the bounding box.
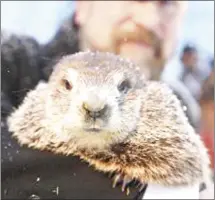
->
(9, 156, 13, 162)
(183, 106, 187, 111)
(4, 189, 8, 195)
(1, 121, 5, 128)
(52, 186, 59, 196)
(28, 194, 40, 199)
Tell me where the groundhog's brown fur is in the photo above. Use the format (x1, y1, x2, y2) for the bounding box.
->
(8, 51, 211, 189)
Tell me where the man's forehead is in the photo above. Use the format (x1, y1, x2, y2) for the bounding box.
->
(74, 1, 188, 10)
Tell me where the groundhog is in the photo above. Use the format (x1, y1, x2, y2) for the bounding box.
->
(7, 51, 211, 196)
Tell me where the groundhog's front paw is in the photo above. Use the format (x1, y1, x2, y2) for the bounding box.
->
(110, 172, 146, 196)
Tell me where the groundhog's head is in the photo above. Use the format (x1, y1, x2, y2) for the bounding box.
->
(45, 51, 146, 149)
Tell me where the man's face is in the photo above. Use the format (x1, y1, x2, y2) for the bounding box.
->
(75, 1, 187, 80)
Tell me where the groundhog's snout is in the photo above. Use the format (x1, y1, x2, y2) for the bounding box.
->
(82, 92, 109, 120)
(82, 102, 108, 119)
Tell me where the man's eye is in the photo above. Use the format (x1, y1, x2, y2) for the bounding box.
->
(158, 0, 178, 17)
(159, 0, 174, 6)
(160, 0, 170, 4)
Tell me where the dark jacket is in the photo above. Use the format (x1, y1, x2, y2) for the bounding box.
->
(1, 15, 200, 199)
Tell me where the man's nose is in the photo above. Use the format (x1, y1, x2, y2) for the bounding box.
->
(129, 1, 162, 37)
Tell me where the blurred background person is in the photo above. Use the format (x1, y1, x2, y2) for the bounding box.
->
(179, 44, 210, 100)
(198, 59, 214, 199)
(199, 58, 214, 171)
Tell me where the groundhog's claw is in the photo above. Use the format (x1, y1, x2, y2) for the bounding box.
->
(111, 173, 147, 196)
(121, 175, 133, 195)
(112, 173, 134, 196)
(112, 173, 123, 188)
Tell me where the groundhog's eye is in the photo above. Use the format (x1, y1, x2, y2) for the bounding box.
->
(118, 79, 131, 93)
(62, 79, 72, 90)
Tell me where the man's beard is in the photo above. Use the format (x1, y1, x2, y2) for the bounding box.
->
(112, 24, 166, 80)
(80, 24, 166, 81)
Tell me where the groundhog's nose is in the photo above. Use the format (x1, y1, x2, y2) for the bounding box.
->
(82, 102, 108, 119)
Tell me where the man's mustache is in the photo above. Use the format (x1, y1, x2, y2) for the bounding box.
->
(113, 25, 163, 58)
